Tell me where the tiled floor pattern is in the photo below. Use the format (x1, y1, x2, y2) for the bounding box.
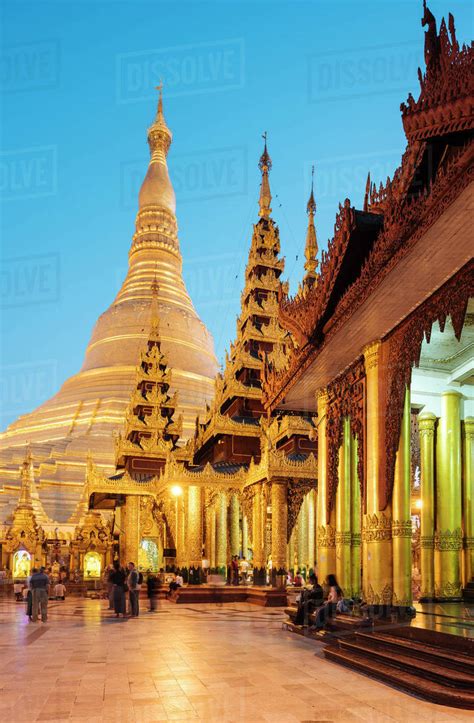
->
(0, 597, 473, 723)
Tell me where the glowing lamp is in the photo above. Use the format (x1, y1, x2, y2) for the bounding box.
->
(171, 485, 183, 497)
(415, 499, 422, 510)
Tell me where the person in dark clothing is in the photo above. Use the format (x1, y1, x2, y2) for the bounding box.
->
(110, 560, 126, 617)
(127, 562, 140, 617)
(30, 567, 50, 622)
(147, 574, 161, 612)
(295, 573, 324, 626)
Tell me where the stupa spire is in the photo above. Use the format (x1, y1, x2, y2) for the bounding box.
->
(258, 132, 272, 219)
(303, 166, 318, 286)
(136, 83, 176, 222)
(11, 446, 49, 527)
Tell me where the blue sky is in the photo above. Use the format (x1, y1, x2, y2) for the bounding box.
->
(1, 0, 472, 428)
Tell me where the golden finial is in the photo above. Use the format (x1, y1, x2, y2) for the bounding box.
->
(304, 166, 318, 284)
(258, 132, 272, 219)
(307, 165, 316, 216)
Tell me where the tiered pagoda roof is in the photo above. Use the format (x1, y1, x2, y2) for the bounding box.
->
(193, 139, 294, 465)
(115, 280, 187, 474)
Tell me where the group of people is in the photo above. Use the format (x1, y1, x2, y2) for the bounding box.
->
(107, 561, 143, 617)
(294, 573, 352, 629)
(19, 567, 57, 623)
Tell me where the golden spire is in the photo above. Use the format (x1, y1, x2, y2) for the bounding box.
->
(304, 166, 318, 284)
(138, 82, 176, 215)
(11, 445, 49, 526)
(258, 132, 272, 219)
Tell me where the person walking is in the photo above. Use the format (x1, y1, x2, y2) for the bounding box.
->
(147, 573, 160, 612)
(30, 567, 50, 623)
(127, 562, 140, 617)
(110, 560, 126, 617)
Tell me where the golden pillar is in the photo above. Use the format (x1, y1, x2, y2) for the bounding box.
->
(209, 505, 217, 569)
(252, 485, 265, 583)
(271, 480, 288, 577)
(463, 417, 474, 585)
(336, 417, 351, 595)
(435, 391, 462, 600)
(187, 486, 203, 581)
(363, 341, 392, 606)
(316, 389, 336, 582)
(175, 491, 186, 566)
(297, 498, 308, 573)
(123, 495, 140, 565)
(307, 489, 316, 574)
(242, 514, 248, 560)
(216, 491, 228, 573)
(419, 411, 436, 600)
(351, 435, 362, 600)
(288, 529, 295, 574)
(230, 493, 240, 558)
(392, 387, 412, 607)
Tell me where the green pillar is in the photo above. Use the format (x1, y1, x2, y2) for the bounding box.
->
(435, 391, 462, 600)
(351, 435, 362, 600)
(336, 417, 351, 595)
(419, 411, 436, 600)
(392, 387, 412, 607)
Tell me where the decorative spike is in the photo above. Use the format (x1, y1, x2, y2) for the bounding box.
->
(303, 165, 318, 286)
(363, 171, 371, 211)
(258, 132, 272, 219)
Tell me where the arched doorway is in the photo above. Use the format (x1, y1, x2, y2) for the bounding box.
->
(83, 551, 102, 579)
(13, 549, 31, 578)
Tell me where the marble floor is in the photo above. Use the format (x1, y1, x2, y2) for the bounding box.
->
(0, 597, 473, 723)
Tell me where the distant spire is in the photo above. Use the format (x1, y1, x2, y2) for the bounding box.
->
(363, 171, 371, 211)
(258, 132, 272, 219)
(303, 166, 318, 285)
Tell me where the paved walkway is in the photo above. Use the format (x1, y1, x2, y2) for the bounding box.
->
(0, 597, 473, 722)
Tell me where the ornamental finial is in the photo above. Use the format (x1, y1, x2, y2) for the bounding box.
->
(304, 166, 318, 285)
(258, 132, 272, 218)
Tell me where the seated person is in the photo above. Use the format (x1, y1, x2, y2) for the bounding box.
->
(311, 574, 345, 630)
(168, 572, 184, 596)
(293, 571, 304, 587)
(54, 581, 66, 600)
(295, 573, 324, 626)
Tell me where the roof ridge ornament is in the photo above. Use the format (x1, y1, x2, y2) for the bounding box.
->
(258, 132, 272, 219)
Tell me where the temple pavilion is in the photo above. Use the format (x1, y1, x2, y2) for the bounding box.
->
(0, 4, 472, 616)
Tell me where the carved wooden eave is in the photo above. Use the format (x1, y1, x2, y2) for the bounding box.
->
(245, 448, 318, 488)
(200, 411, 262, 447)
(400, 13, 473, 142)
(268, 414, 317, 447)
(87, 462, 161, 497)
(264, 140, 473, 413)
(164, 457, 248, 490)
(246, 248, 285, 275)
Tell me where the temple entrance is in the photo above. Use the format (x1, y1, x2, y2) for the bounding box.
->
(410, 301, 474, 601)
(139, 538, 160, 572)
(83, 551, 102, 579)
(13, 549, 31, 578)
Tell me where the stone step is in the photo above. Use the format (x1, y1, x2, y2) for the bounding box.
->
(324, 645, 474, 710)
(341, 636, 474, 688)
(356, 630, 474, 674)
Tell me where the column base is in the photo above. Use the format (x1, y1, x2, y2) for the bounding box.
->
(433, 595, 463, 603)
(253, 567, 266, 586)
(187, 566, 202, 585)
(271, 568, 287, 588)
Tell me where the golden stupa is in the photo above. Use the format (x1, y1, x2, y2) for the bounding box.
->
(0, 89, 218, 522)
